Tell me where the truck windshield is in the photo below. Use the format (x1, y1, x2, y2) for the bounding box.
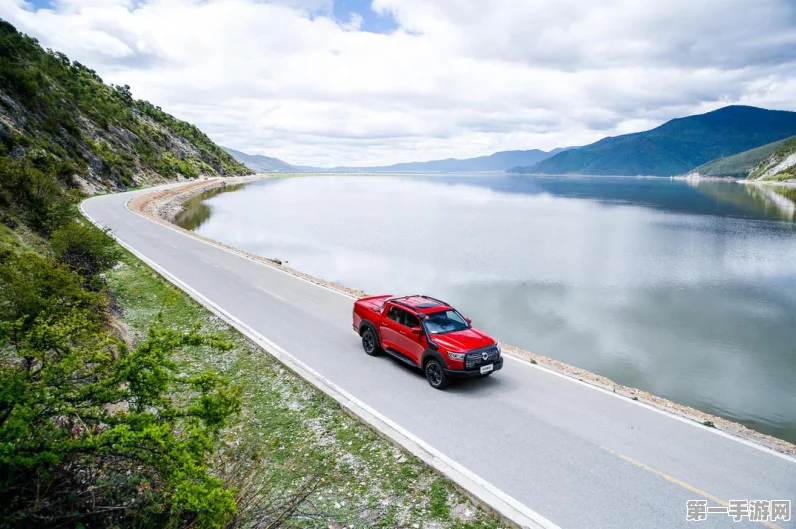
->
(423, 310, 470, 334)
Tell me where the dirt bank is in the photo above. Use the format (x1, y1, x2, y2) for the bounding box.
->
(128, 177, 796, 458)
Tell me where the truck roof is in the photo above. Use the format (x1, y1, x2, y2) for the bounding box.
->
(389, 295, 452, 314)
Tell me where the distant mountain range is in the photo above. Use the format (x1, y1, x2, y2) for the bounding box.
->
(221, 147, 302, 172)
(325, 148, 570, 173)
(510, 106, 796, 177)
(227, 105, 796, 181)
(223, 147, 570, 174)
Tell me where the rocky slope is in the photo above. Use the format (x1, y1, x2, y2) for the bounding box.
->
(748, 136, 796, 181)
(685, 136, 795, 179)
(0, 20, 251, 194)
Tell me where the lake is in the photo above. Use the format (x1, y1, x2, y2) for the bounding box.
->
(175, 175, 796, 443)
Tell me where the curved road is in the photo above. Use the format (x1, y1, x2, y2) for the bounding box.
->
(83, 187, 796, 529)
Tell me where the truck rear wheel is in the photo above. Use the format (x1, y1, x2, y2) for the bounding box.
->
(361, 328, 380, 356)
(425, 359, 450, 389)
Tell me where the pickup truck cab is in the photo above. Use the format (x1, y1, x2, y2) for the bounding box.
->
(352, 295, 503, 389)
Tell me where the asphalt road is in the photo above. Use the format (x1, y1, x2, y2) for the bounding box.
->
(83, 188, 796, 529)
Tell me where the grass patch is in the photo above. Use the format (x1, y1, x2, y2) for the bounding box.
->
(0, 220, 51, 255)
(702, 420, 716, 428)
(760, 171, 796, 182)
(105, 248, 505, 528)
(428, 478, 452, 519)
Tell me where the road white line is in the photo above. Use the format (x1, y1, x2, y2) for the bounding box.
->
(98, 187, 796, 465)
(80, 198, 560, 529)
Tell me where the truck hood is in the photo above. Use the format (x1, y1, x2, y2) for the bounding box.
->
(429, 328, 495, 352)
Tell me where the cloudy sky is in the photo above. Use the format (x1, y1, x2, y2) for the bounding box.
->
(2, 0, 796, 166)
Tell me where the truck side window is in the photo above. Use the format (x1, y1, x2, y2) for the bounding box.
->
(404, 312, 420, 329)
(387, 306, 402, 324)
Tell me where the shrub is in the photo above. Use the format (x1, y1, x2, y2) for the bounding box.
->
(0, 253, 242, 528)
(50, 221, 120, 281)
(0, 252, 107, 337)
(0, 158, 75, 236)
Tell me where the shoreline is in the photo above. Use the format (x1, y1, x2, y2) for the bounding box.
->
(737, 178, 796, 188)
(127, 175, 796, 457)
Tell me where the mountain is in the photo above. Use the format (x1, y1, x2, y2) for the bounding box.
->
(510, 106, 796, 177)
(686, 136, 796, 178)
(0, 20, 250, 194)
(223, 147, 570, 174)
(222, 147, 297, 172)
(329, 148, 569, 173)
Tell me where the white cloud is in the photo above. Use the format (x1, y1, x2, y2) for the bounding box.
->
(2, 0, 796, 166)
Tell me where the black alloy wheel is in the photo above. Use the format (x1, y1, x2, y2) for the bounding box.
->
(425, 359, 449, 389)
(362, 328, 379, 356)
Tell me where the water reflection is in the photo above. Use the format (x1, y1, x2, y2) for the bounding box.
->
(173, 183, 250, 230)
(176, 175, 796, 442)
(689, 180, 796, 222)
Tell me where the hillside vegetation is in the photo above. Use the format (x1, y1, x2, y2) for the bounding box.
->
(510, 106, 796, 176)
(687, 136, 795, 178)
(0, 19, 250, 195)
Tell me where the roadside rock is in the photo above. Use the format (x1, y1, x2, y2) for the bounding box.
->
(9, 144, 25, 159)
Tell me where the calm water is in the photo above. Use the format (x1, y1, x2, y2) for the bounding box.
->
(176, 175, 796, 443)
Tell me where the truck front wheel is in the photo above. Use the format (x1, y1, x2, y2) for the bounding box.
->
(425, 359, 450, 389)
(361, 328, 380, 356)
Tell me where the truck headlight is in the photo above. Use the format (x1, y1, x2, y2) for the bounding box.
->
(447, 351, 465, 360)
(496, 342, 502, 354)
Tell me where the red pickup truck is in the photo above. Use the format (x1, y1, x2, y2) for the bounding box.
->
(352, 295, 503, 389)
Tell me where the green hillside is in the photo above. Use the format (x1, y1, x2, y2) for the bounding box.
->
(688, 136, 795, 178)
(510, 106, 796, 176)
(0, 19, 250, 194)
(748, 136, 796, 181)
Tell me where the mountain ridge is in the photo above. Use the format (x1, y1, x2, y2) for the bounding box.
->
(222, 147, 298, 173)
(224, 147, 571, 173)
(325, 148, 569, 173)
(510, 106, 796, 177)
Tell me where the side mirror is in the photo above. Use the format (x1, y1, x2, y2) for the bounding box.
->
(410, 326, 423, 335)
(465, 317, 472, 325)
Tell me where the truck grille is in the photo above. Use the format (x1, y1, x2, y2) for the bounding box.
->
(465, 345, 499, 369)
